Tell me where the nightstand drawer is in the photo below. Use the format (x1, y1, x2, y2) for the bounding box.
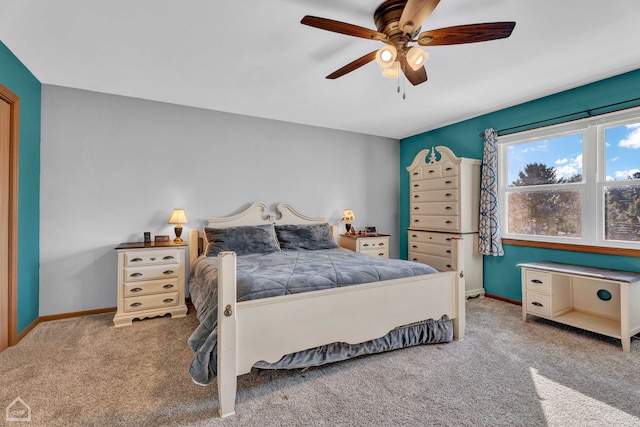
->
(525, 269, 551, 293)
(124, 249, 180, 267)
(124, 291, 179, 313)
(357, 238, 387, 251)
(124, 278, 180, 297)
(360, 248, 389, 259)
(525, 291, 550, 317)
(124, 265, 180, 282)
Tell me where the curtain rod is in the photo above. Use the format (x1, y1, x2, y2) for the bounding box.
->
(478, 97, 640, 138)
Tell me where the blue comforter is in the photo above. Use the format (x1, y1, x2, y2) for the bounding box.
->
(187, 248, 446, 385)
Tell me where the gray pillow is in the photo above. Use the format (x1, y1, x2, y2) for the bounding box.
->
(205, 224, 281, 256)
(275, 223, 339, 250)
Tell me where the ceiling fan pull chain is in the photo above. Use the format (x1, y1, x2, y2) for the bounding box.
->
(403, 73, 406, 100)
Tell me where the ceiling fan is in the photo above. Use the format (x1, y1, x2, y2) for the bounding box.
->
(301, 0, 516, 86)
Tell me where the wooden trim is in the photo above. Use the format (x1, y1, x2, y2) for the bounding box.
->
(0, 82, 19, 346)
(485, 293, 522, 306)
(12, 307, 117, 345)
(502, 238, 640, 258)
(38, 307, 116, 323)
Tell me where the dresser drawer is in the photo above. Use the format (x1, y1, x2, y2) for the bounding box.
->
(408, 230, 454, 246)
(411, 215, 459, 231)
(411, 201, 458, 216)
(124, 264, 180, 282)
(409, 241, 452, 258)
(408, 252, 453, 271)
(410, 176, 458, 192)
(124, 249, 180, 267)
(525, 269, 551, 294)
(124, 278, 180, 297)
(441, 162, 458, 177)
(124, 291, 179, 313)
(411, 189, 458, 203)
(357, 237, 388, 251)
(525, 291, 550, 317)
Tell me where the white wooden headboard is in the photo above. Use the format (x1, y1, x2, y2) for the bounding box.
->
(188, 202, 337, 268)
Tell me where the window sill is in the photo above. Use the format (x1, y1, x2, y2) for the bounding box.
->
(501, 238, 640, 258)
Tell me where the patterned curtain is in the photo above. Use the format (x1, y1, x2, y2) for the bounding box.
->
(478, 128, 504, 256)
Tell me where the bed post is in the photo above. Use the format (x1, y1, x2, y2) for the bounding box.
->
(217, 251, 237, 418)
(450, 237, 466, 341)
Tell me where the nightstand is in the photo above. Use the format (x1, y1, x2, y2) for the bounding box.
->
(340, 234, 390, 259)
(113, 241, 188, 327)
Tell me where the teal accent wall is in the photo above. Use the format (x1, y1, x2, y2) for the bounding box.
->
(400, 68, 640, 301)
(0, 41, 41, 332)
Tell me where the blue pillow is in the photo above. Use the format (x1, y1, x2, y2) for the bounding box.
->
(205, 224, 281, 256)
(275, 223, 339, 250)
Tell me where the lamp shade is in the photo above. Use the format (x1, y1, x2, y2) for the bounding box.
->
(406, 47, 428, 71)
(168, 208, 188, 224)
(341, 209, 355, 222)
(375, 45, 397, 68)
(382, 62, 399, 79)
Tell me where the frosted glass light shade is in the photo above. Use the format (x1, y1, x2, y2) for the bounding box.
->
(375, 45, 397, 68)
(382, 62, 399, 79)
(406, 47, 428, 71)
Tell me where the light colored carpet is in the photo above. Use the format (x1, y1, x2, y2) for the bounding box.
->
(1, 298, 639, 426)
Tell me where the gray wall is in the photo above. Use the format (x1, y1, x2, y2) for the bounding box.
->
(40, 85, 400, 315)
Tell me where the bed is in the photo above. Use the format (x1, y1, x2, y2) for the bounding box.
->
(187, 202, 466, 417)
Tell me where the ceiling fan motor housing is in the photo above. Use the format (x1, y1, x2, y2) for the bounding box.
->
(374, 0, 420, 46)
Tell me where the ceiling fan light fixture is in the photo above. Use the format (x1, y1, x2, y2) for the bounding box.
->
(375, 45, 397, 68)
(382, 61, 399, 79)
(406, 47, 428, 70)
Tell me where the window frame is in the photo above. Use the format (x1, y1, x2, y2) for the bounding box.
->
(498, 106, 640, 250)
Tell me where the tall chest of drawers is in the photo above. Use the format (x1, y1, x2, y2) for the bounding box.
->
(406, 146, 484, 298)
(113, 241, 188, 327)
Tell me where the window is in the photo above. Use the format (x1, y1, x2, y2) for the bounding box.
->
(498, 107, 640, 249)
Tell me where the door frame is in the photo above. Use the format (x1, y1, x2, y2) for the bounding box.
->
(0, 82, 19, 347)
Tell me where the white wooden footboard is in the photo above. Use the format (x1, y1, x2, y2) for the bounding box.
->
(216, 237, 466, 418)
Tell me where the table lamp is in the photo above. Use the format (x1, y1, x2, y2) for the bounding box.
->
(168, 208, 188, 243)
(341, 209, 355, 234)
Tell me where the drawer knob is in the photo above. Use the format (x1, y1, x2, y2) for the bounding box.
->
(445, 193, 453, 197)
(445, 180, 453, 184)
(363, 243, 370, 247)
(224, 304, 233, 317)
(412, 172, 419, 176)
(162, 298, 174, 304)
(446, 250, 451, 254)
(414, 207, 420, 210)
(130, 302, 142, 308)
(445, 206, 453, 210)
(446, 264, 452, 268)
(130, 272, 143, 278)
(131, 257, 143, 262)
(414, 219, 420, 223)
(150, 257, 156, 261)
(412, 235, 418, 238)
(163, 255, 175, 260)
(163, 284, 174, 289)
(445, 220, 453, 224)
(531, 279, 543, 284)
(412, 258, 418, 261)
(130, 287, 143, 293)
(446, 167, 453, 171)
(163, 270, 174, 275)
(446, 238, 451, 241)
(378, 253, 384, 256)
(428, 170, 435, 174)
(413, 184, 419, 187)
(412, 245, 418, 248)
(531, 301, 544, 307)
(413, 195, 419, 198)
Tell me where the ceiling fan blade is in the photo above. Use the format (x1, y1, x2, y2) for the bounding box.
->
(417, 22, 516, 46)
(400, 56, 428, 86)
(326, 50, 378, 79)
(399, 0, 441, 34)
(301, 16, 387, 41)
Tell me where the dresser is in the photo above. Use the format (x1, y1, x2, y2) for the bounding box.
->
(340, 234, 390, 258)
(406, 146, 484, 298)
(113, 241, 188, 327)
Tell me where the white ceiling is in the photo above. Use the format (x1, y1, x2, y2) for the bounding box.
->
(1, 0, 639, 139)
